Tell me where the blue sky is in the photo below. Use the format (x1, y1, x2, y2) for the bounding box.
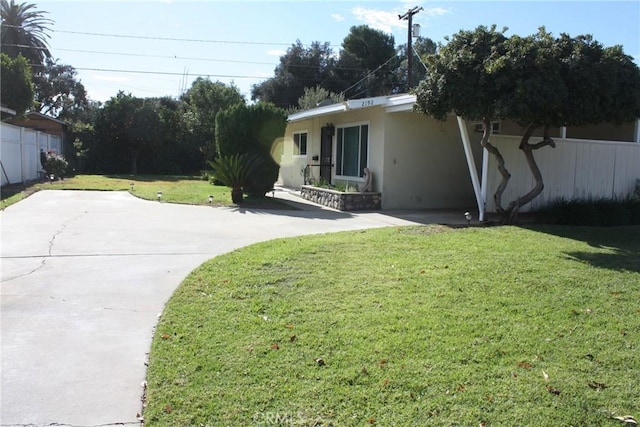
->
(38, 0, 640, 103)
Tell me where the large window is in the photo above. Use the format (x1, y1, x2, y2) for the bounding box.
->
(293, 132, 307, 156)
(336, 124, 368, 178)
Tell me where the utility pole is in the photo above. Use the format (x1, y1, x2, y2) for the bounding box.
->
(399, 6, 423, 90)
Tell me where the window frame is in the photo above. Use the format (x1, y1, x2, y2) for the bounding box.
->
(293, 131, 308, 157)
(335, 122, 369, 180)
(474, 121, 501, 134)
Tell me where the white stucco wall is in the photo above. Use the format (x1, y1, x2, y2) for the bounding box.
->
(381, 112, 481, 210)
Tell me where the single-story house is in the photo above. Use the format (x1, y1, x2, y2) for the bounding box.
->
(278, 93, 640, 219)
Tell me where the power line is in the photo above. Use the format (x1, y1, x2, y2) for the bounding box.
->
(412, 44, 429, 72)
(3, 43, 363, 72)
(0, 24, 293, 46)
(340, 54, 398, 98)
(56, 47, 277, 66)
(54, 28, 295, 47)
(72, 66, 269, 80)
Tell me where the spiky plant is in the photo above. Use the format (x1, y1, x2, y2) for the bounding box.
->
(208, 153, 262, 204)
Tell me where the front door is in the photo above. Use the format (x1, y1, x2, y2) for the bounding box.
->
(320, 126, 333, 184)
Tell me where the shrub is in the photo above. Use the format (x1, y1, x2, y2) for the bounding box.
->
(208, 153, 262, 204)
(44, 152, 68, 179)
(215, 103, 286, 197)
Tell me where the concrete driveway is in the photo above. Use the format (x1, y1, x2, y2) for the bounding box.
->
(0, 189, 465, 426)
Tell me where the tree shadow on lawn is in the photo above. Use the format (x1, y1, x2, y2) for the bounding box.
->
(525, 224, 640, 273)
(105, 174, 202, 182)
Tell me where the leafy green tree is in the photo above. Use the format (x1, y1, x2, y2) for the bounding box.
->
(181, 78, 245, 166)
(338, 25, 399, 98)
(94, 92, 161, 174)
(63, 100, 100, 172)
(0, 0, 52, 69)
(295, 85, 344, 112)
(0, 52, 33, 115)
(138, 96, 201, 175)
(251, 41, 343, 108)
(215, 102, 287, 197)
(415, 25, 640, 223)
(33, 58, 88, 117)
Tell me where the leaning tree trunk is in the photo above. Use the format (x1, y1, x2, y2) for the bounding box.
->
(479, 118, 512, 222)
(503, 124, 556, 224)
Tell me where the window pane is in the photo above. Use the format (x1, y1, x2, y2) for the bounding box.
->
(342, 126, 360, 177)
(293, 133, 300, 155)
(300, 133, 307, 155)
(336, 128, 343, 175)
(360, 125, 368, 176)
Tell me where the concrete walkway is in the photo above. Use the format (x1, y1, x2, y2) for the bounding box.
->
(0, 189, 468, 427)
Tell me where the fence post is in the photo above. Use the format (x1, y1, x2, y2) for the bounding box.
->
(20, 126, 26, 183)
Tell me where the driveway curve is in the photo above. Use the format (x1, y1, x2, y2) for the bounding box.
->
(1, 189, 462, 426)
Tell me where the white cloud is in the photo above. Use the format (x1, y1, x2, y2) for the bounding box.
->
(351, 4, 450, 33)
(422, 7, 449, 18)
(332, 13, 345, 22)
(351, 6, 404, 33)
(266, 49, 286, 57)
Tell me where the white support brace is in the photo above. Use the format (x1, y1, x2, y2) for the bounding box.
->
(456, 116, 485, 221)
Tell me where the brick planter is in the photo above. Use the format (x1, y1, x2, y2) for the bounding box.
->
(300, 185, 381, 211)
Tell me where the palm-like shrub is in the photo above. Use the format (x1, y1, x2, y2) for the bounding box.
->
(208, 153, 262, 204)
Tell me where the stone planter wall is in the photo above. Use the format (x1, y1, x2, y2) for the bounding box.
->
(300, 185, 381, 211)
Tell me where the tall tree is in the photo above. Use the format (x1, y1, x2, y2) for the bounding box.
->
(338, 25, 398, 98)
(415, 25, 640, 223)
(251, 41, 342, 108)
(94, 92, 161, 174)
(181, 78, 245, 165)
(0, 0, 52, 69)
(33, 58, 88, 117)
(0, 52, 33, 116)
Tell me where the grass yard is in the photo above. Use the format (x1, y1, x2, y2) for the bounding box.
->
(0, 175, 289, 209)
(145, 225, 639, 426)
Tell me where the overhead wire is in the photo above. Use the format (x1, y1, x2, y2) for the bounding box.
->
(4, 25, 403, 99)
(2, 25, 296, 47)
(412, 44, 429, 71)
(339, 54, 399, 98)
(3, 43, 366, 76)
(72, 67, 267, 80)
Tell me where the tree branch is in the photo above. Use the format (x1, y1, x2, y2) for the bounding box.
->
(480, 118, 511, 219)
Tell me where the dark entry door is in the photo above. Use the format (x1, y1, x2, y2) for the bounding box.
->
(320, 126, 333, 184)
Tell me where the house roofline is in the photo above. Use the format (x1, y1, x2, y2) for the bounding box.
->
(1, 105, 17, 116)
(287, 93, 417, 122)
(25, 111, 68, 126)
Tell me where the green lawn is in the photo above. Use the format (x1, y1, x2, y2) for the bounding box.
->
(144, 225, 639, 426)
(0, 174, 289, 209)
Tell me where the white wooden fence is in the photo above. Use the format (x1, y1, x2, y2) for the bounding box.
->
(485, 135, 640, 212)
(0, 122, 62, 186)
